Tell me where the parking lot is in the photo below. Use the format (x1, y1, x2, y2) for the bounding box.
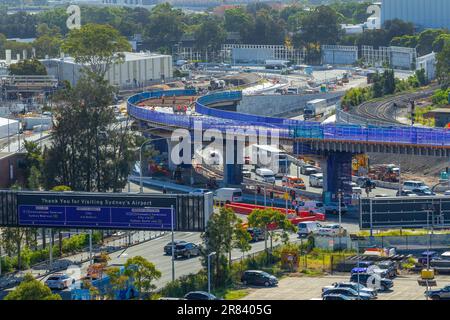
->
(241, 274, 450, 300)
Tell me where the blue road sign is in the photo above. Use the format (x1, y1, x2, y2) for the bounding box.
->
(17, 193, 176, 230)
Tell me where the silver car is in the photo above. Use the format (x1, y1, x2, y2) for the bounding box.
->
(45, 274, 75, 290)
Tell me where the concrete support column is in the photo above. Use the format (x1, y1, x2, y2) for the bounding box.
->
(223, 140, 243, 186)
(321, 151, 353, 202)
(167, 139, 178, 171)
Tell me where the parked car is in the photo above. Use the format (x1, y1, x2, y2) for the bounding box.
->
(322, 294, 356, 300)
(164, 240, 187, 255)
(351, 265, 389, 279)
(322, 282, 377, 297)
(350, 273, 394, 291)
(297, 221, 322, 238)
(317, 224, 346, 237)
(321, 287, 374, 300)
(247, 227, 265, 242)
(184, 291, 219, 300)
(241, 270, 278, 287)
(45, 273, 75, 290)
(173, 242, 201, 259)
(424, 285, 450, 300)
(376, 261, 398, 278)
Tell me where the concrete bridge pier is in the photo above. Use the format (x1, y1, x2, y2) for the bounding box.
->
(223, 139, 244, 186)
(320, 151, 353, 202)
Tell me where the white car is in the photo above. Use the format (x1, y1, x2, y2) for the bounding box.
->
(317, 224, 346, 237)
(45, 273, 75, 290)
(189, 189, 210, 196)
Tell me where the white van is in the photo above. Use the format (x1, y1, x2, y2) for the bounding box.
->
(213, 188, 243, 203)
(297, 221, 322, 237)
(255, 168, 276, 184)
(299, 201, 325, 214)
(309, 173, 323, 188)
(403, 180, 428, 191)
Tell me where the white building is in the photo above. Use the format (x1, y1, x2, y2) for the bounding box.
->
(42, 52, 173, 89)
(416, 52, 437, 81)
(0, 117, 19, 140)
(341, 24, 364, 35)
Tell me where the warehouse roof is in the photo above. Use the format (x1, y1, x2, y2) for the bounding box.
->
(41, 52, 171, 66)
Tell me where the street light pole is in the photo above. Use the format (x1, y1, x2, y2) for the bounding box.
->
(89, 229, 93, 265)
(171, 205, 175, 282)
(338, 189, 342, 250)
(208, 252, 216, 297)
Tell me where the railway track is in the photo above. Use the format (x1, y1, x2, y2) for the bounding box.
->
(350, 86, 439, 126)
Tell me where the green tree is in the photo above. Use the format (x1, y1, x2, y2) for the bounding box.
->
(4, 273, 61, 300)
(201, 207, 237, 288)
(124, 256, 161, 299)
(436, 41, 450, 89)
(61, 23, 131, 77)
(145, 3, 185, 52)
(194, 16, 227, 52)
(44, 74, 136, 192)
(233, 222, 251, 261)
(224, 7, 254, 42)
(249, 209, 296, 254)
(105, 267, 130, 300)
(382, 69, 396, 95)
(298, 5, 341, 46)
(9, 58, 47, 76)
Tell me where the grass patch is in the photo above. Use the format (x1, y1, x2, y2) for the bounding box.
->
(299, 269, 324, 276)
(222, 289, 250, 300)
(357, 229, 450, 237)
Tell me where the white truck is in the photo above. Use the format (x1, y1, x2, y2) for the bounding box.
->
(303, 99, 328, 120)
(255, 168, 276, 184)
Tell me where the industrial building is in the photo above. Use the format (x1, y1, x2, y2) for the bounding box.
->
(0, 117, 19, 139)
(381, 0, 450, 30)
(42, 52, 173, 89)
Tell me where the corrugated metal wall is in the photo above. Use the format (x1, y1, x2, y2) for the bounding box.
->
(382, 0, 450, 30)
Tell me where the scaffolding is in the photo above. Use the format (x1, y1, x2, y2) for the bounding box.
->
(221, 44, 307, 65)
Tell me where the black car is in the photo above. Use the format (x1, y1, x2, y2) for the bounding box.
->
(247, 228, 265, 242)
(323, 294, 355, 300)
(350, 273, 393, 291)
(164, 240, 187, 255)
(241, 270, 278, 287)
(322, 287, 374, 300)
(184, 291, 219, 300)
(174, 242, 201, 259)
(356, 177, 376, 189)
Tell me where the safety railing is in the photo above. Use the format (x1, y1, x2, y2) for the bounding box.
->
(128, 89, 450, 148)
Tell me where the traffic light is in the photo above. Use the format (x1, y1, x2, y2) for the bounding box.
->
(270, 191, 274, 199)
(410, 100, 415, 126)
(257, 186, 261, 194)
